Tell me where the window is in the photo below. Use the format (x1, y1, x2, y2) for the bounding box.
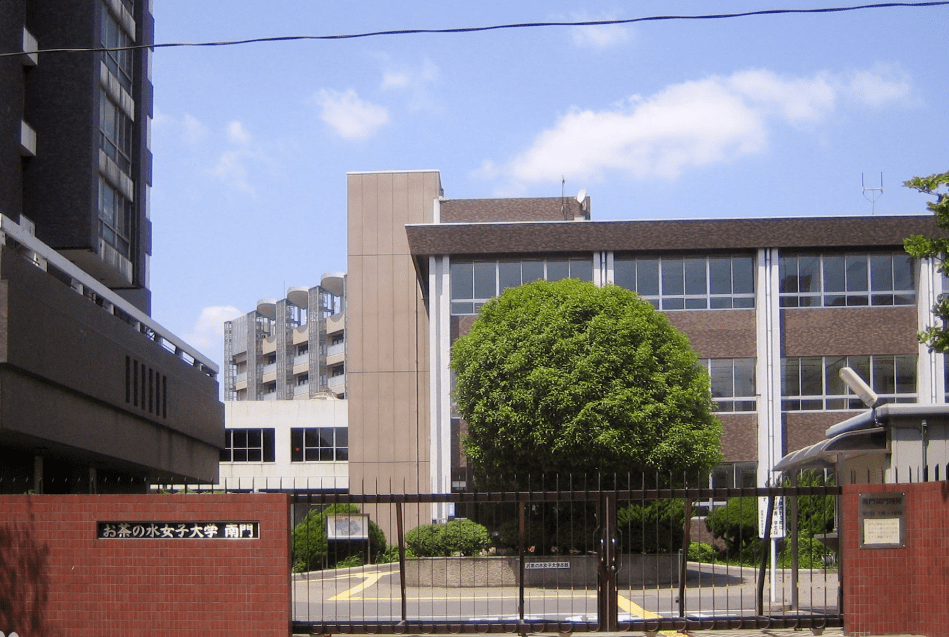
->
(99, 94, 133, 175)
(698, 358, 756, 412)
(451, 257, 594, 315)
(614, 255, 754, 310)
(98, 176, 132, 258)
(782, 355, 917, 411)
(291, 428, 348, 462)
(221, 429, 276, 462)
(779, 252, 915, 307)
(100, 5, 133, 92)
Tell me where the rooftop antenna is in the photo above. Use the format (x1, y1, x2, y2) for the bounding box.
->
(561, 175, 568, 219)
(862, 173, 883, 215)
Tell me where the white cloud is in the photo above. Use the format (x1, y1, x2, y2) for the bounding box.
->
(208, 149, 256, 195)
(184, 305, 242, 367)
(498, 67, 915, 185)
(844, 66, 913, 107)
(316, 89, 389, 140)
(226, 120, 252, 144)
(381, 59, 440, 112)
(151, 110, 209, 144)
(571, 22, 632, 49)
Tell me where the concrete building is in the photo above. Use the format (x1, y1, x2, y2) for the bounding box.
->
(219, 277, 348, 492)
(223, 275, 346, 401)
(345, 169, 945, 506)
(0, 0, 222, 492)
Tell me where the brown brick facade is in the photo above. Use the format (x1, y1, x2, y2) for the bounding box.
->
(783, 306, 918, 356)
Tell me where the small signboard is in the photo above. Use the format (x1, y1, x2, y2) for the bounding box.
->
(525, 561, 570, 570)
(859, 492, 905, 549)
(326, 514, 370, 541)
(758, 496, 786, 539)
(97, 521, 259, 539)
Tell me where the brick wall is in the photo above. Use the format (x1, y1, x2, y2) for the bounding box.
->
(0, 493, 290, 636)
(842, 482, 949, 637)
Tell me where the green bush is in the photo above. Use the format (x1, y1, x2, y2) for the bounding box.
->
(405, 519, 490, 557)
(617, 500, 685, 554)
(778, 535, 835, 569)
(705, 497, 760, 562)
(688, 541, 719, 563)
(292, 503, 386, 571)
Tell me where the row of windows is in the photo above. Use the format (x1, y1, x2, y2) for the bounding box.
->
(614, 256, 755, 310)
(98, 177, 133, 258)
(100, 95, 133, 175)
(220, 428, 348, 463)
(782, 355, 917, 411)
(450, 251, 916, 315)
(698, 358, 757, 412)
(450, 259, 593, 315)
(779, 253, 915, 308)
(100, 4, 134, 92)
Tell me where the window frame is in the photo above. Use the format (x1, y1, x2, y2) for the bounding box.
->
(220, 428, 276, 463)
(613, 255, 756, 311)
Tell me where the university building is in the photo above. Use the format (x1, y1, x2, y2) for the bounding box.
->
(346, 170, 944, 503)
(0, 0, 222, 492)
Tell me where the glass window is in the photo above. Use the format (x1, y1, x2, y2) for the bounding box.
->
(780, 252, 915, 308)
(782, 355, 917, 411)
(220, 429, 275, 463)
(615, 255, 754, 310)
(450, 257, 594, 315)
(699, 358, 757, 412)
(291, 427, 348, 462)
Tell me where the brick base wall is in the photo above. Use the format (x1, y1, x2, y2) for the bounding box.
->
(842, 482, 949, 637)
(0, 494, 290, 637)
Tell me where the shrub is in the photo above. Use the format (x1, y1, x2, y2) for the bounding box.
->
(688, 541, 719, 563)
(292, 503, 386, 571)
(705, 497, 760, 562)
(405, 519, 490, 557)
(778, 535, 835, 569)
(617, 500, 685, 554)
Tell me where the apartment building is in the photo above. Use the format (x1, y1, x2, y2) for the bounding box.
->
(219, 275, 348, 492)
(346, 170, 944, 502)
(0, 1, 223, 492)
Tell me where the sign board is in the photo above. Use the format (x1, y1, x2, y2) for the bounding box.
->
(97, 521, 259, 539)
(326, 514, 370, 541)
(859, 492, 905, 548)
(524, 561, 570, 570)
(758, 496, 786, 539)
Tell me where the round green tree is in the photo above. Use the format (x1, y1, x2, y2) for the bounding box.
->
(451, 278, 722, 486)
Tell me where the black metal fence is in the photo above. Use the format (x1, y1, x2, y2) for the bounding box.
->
(287, 474, 842, 634)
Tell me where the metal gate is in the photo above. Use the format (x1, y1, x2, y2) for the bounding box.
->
(290, 481, 842, 634)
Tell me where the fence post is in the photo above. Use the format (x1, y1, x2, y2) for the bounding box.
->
(597, 489, 619, 631)
(679, 497, 693, 617)
(756, 495, 775, 617)
(396, 502, 407, 623)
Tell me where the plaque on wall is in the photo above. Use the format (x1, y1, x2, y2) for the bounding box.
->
(858, 492, 905, 549)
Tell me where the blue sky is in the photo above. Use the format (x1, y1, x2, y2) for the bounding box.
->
(147, 1, 949, 370)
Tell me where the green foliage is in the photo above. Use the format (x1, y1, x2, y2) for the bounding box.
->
(617, 500, 685, 554)
(688, 541, 719, 563)
(335, 554, 365, 569)
(705, 497, 760, 562)
(778, 536, 835, 569)
(451, 278, 722, 487)
(405, 519, 490, 557)
(791, 470, 836, 538)
(291, 503, 386, 572)
(903, 170, 949, 351)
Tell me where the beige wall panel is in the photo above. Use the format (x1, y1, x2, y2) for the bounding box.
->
(347, 174, 366, 257)
(377, 257, 396, 371)
(375, 172, 395, 256)
(783, 306, 917, 356)
(346, 257, 365, 373)
(361, 256, 381, 373)
(361, 174, 380, 257)
(390, 172, 409, 255)
(346, 371, 373, 463)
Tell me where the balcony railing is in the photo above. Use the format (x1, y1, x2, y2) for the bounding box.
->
(0, 214, 217, 378)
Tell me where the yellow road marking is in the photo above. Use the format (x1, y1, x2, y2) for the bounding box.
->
(617, 595, 677, 637)
(329, 572, 387, 601)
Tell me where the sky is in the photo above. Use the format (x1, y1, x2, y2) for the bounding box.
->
(147, 1, 949, 371)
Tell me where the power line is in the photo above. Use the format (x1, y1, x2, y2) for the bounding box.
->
(2, 1, 947, 57)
